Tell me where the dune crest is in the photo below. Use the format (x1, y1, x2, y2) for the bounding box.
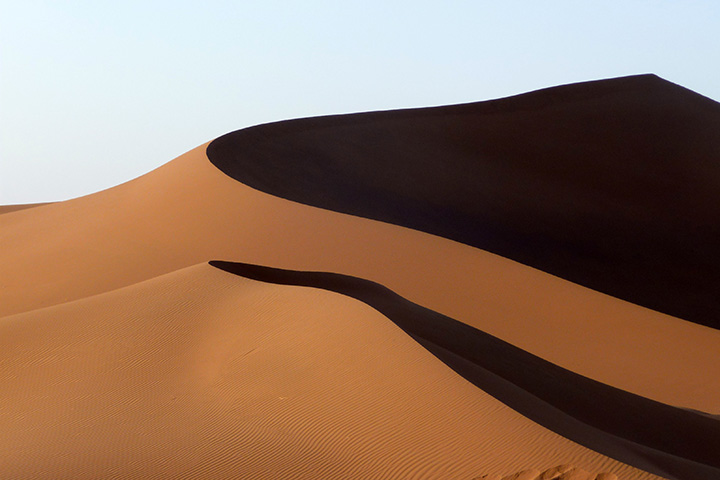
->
(3, 75, 718, 479)
(208, 74, 720, 328)
(0, 263, 661, 479)
(210, 260, 720, 480)
(2, 140, 719, 416)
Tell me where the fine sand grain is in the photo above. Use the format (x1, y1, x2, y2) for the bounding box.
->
(210, 260, 720, 480)
(208, 74, 720, 328)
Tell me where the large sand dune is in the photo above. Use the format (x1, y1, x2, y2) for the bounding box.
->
(207, 74, 720, 329)
(209, 261, 720, 480)
(0, 262, 662, 479)
(1, 75, 718, 479)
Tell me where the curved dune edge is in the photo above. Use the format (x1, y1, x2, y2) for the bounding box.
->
(2, 143, 720, 415)
(0, 262, 662, 479)
(207, 74, 720, 329)
(209, 261, 720, 480)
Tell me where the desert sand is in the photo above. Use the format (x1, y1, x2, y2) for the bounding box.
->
(0, 202, 49, 215)
(1, 75, 718, 479)
(0, 263, 661, 479)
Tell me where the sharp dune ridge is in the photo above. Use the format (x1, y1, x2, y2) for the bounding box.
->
(1, 75, 718, 479)
(209, 260, 720, 480)
(0, 263, 660, 479)
(3, 124, 718, 415)
(207, 74, 720, 329)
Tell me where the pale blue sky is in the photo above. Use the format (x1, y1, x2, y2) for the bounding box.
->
(1, 1, 718, 204)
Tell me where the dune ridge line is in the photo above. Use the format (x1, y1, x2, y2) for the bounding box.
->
(210, 260, 720, 480)
(207, 74, 720, 328)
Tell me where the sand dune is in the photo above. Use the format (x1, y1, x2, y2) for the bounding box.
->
(0, 263, 661, 479)
(210, 261, 720, 480)
(208, 74, 720, 329)
(2, 137, 718, 416)
(2, 75, 718, 479)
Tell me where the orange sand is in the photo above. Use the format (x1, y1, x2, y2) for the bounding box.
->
(2, 143, 718, 417)
(0, 262, 661, 479)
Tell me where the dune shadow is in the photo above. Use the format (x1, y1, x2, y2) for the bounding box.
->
(210, 260, 720, 480)
(207, 75, 720, 328)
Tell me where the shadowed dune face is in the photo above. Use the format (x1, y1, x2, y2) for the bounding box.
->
(210, 260, 720, 480)
(0, 263, 662, 479)
(1, 75, 719, 479)
(207, 74, 720, 329)
(2, 140, 720, 416)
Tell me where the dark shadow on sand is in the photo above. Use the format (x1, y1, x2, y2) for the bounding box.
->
(207, 75, 720, 328)
(210, 260, 720, 480)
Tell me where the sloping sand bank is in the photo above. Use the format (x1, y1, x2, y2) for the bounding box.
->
(0, 263, 661, 479)
(2, 139, 719, 415)
(210, 260, 720, 480)
(2, 75, 718, 479)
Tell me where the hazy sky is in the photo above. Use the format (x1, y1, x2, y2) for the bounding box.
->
(1, 1, 718, 204)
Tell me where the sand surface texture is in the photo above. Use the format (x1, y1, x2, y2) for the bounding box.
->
(1, 75, 718, 479)
(0, 263, 661, 479)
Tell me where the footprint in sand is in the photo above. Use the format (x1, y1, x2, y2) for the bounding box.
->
(475, 464, 618, 480)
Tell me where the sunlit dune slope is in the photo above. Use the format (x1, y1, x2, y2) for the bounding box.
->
(2, 75, 719, 480)
(0, 263, 660, 480)
(208, 74, 720, 328)
(211, 260, 720, 480)
(1, 137, 719, 414)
